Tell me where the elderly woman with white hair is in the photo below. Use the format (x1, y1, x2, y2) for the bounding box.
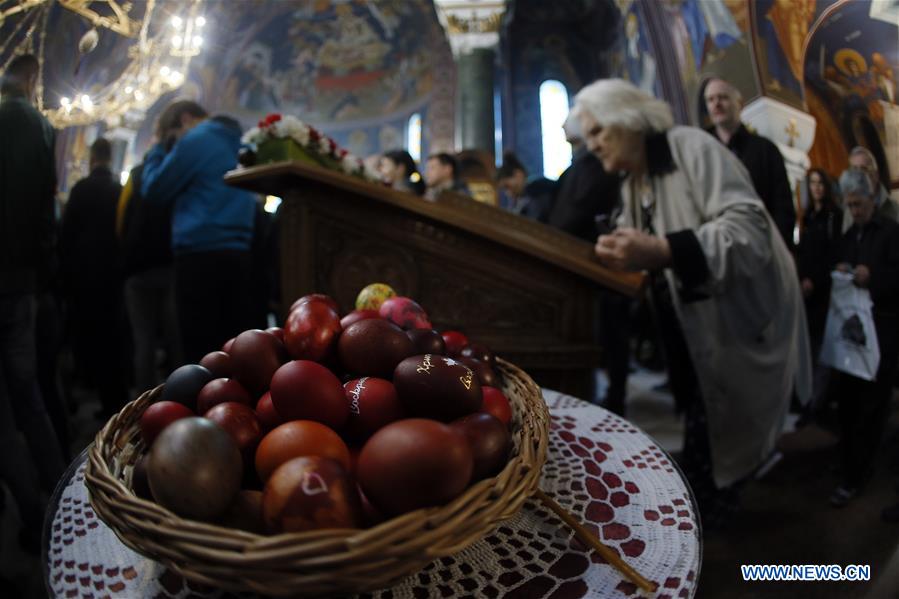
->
(572, 78, 812, 524)
(828, 168, 899, 507)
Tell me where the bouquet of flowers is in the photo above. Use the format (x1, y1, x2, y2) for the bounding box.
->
(242, 114, 379, 182)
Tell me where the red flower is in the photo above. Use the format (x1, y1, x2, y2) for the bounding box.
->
(263, 113, 282, 125)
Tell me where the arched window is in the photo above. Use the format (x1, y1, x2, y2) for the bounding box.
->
(406, 113, 422, 162)
(539, 80, 572, 179)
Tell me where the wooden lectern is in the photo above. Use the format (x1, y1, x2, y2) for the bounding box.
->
(226, 161, 644, 398)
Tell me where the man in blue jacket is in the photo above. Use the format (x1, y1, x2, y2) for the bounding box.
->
(141, 100, 256, 363)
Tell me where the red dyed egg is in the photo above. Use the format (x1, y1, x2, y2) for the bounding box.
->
(265, 326, 285, 342)
(199, 351, 232, 379)
(339, 309, 380, 330)
(457, 356, 500, 388)
(343, 377, 404, 440)
(481, 386, 512, 426)
(441, 331, 469, 357)
(289, 293, 339, 314)
(140, 400, 194, 446)
(451, 412, 511, 481)
(270, 360, 348, 429)
(338, 319, 414, 378)
(378, 296, 432, 330)
(204, 402, 263, 456)
(460, 343, 496, 368)
(357, 419, 473, 516)
(255, 391, 282, 432)
(262, 456, 361, 533)
(406, 329, 446, 355)
(230, 329, 288, 397)
(255, 420, 351, 482)
(284, 300, 342, 362)
(196, 378, 254, 414)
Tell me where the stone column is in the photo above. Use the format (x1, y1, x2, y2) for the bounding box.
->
(457, 47, 496, 153)
(434, 0, 504, 154)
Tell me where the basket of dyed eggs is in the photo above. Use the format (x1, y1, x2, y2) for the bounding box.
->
(85, 285, 549, 597)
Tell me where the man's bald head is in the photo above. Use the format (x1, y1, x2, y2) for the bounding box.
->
(704, 77, 743, 134)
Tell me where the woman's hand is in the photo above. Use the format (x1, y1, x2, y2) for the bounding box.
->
(594, 227, 672, 272)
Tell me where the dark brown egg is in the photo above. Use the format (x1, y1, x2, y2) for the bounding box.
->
(196, 378, 254, 414)
(393, 355, 482, 421)
(451, 412, 511, 481)
(230, 329, 288, 397)
(147, 417, 243, 521)
(406, 329, 446, 355)
(457, 356, 500, 388)
(199, 351, 232, 379)
(460, 343, 496, 368)
(338, 319, 414, 378)
(262, 456, 361, 533)
(357, 419, 473, 516)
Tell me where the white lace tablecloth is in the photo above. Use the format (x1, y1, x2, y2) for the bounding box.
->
(45, 389, 700, 598)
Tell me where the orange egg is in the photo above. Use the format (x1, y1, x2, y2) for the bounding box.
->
(255, 420, 350, 482)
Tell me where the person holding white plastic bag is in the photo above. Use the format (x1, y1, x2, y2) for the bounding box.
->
(827, 168, 899, 507)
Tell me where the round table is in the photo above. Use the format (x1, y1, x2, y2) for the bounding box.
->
(44, 389, 701, 598)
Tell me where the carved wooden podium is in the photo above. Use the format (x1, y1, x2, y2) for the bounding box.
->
(226, 161, 643, 398)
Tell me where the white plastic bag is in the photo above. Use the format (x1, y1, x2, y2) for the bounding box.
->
(819, 271, 880, 381)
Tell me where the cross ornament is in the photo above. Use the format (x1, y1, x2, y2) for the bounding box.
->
(785, 119, 800, 148)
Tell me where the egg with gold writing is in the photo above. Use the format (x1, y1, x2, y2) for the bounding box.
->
(393, 354, 482, 421)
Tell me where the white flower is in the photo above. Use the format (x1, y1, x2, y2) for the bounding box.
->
(340, 153, 361, 175)
(318, 135, 331, 155)
(291, 122, 310, 146)
(241, 126, 266, 146)
(270, 119, 289, 139)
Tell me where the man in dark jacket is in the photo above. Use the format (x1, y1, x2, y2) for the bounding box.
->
(704, 77, 796, 249)
(60, 137, 129, 417)
(0, 53, 66, 553)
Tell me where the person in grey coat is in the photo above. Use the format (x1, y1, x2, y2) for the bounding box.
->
(574, 78, 811, 526)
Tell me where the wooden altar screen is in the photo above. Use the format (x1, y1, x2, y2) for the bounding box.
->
(225, 161, 643, 398)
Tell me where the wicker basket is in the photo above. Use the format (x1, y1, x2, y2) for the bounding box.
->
(85, 358, 549, 597)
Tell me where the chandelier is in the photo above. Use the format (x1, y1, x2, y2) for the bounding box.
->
(0, 0, 206, 128)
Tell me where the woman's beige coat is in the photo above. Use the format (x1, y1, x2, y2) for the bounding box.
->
(619, 126, 812, 487)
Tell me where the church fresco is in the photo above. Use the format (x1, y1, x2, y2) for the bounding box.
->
(183, 0, 448, 159)
(616, 0, 659, 96)
(660, 0, 754, 122)
(751, 0, 831, 108)
(803, 0, 899, 185)
(197, 0, 439, 125)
